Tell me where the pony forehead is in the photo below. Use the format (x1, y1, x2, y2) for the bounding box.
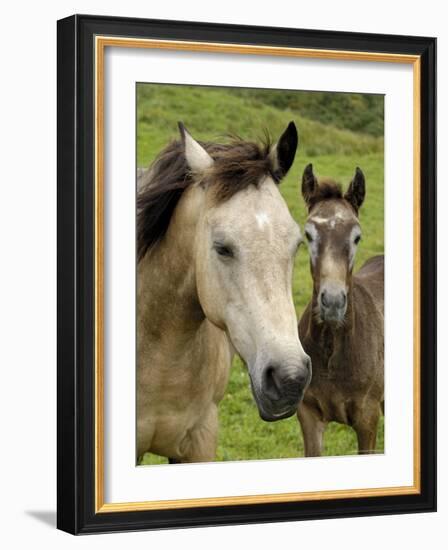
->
(308, 201, 358, 225)
(209, 181, 300, 240)
(211, 174, 287, 212)
(210, 187, 293, 230)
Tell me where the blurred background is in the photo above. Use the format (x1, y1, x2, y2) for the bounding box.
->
(137, 83, 384, 464)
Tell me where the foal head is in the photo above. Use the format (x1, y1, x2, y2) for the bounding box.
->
(180, 123, 311, 420)
(301, 164, 366, 325)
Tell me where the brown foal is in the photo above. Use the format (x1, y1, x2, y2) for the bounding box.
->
(298, 164, 384, 456)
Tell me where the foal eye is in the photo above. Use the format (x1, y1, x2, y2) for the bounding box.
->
(214, 243, 234, 258)
(305, 231, 313, 242)
(354, 235, 361, 245)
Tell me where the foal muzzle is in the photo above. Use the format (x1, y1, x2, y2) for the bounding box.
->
(319, 284, 347, 323)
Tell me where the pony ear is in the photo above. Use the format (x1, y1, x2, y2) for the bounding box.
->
(302, 163, 318, 207)
(270, 121, 298, 180)
(178, 122, 214, 173)
(344, 167, 366, 213)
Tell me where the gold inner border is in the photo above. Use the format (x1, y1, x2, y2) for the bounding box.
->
(94, 36, 421, 513)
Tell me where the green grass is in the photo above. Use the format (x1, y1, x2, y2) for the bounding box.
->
(137, 84, 384, 465)
(227, 88, 385, 137)
(137, 84, 383, 166)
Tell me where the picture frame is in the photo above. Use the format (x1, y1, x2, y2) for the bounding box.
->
(57, 14, 436, 534)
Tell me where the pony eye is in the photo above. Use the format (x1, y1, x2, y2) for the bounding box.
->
(305, 231, 313, 242)
(354, 235, 361, 245)
(214, 243, 234, 258)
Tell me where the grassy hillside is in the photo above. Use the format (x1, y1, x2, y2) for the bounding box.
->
(228, 88, 384, 137)
(137, 83, 384, 465)
(137, 84, 383, 165)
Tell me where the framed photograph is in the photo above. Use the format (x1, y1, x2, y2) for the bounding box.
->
(57, 14, 436, 534)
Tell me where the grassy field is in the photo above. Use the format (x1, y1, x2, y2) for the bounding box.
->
(137, 84, 384, 465)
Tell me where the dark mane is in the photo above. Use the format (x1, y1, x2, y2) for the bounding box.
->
(137, 136, 274, 261)
(307, 178, 343, 210)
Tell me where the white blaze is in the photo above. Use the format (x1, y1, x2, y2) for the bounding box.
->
(310, 215, 329, 225)
(255, 211, 270, 229)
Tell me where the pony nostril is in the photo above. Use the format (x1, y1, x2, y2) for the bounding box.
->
(263, 365, 282, 401)
(263, 363, 309, 403)
(340, 292, 347, 307)
(321, 291, 329, 307)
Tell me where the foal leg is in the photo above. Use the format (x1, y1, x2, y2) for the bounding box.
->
(353, 404, 381, 455)
(298, 404, 327, 457)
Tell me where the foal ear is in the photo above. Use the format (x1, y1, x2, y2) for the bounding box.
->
(270, 121, 298, 180)
(178, 122, 214, 173)
(344, 167, 366, 213)
(302, 163, 318, 207)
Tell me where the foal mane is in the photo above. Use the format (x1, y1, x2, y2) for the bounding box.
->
(137, 135, 275, 261)
(307, 178, 344, 211)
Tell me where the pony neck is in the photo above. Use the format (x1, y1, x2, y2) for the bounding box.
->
(137, 186, 206, 334)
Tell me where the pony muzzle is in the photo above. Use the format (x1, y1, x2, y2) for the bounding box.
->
(252, 357, 312, 421)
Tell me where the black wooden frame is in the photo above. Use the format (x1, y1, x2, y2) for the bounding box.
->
(57, 14, 437, 534)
